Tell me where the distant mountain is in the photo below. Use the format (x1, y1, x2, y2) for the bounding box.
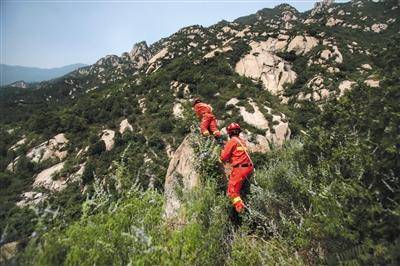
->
(0, 63, 87, 86)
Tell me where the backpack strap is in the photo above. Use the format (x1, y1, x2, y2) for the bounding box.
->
(232, 137, 254, 166)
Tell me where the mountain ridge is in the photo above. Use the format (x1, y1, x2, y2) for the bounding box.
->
(0, 63, 87, 86)
(0, 0, 399, 263)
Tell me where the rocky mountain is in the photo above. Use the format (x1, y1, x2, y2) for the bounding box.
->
(0, 63, 87, 86)
(0, 0, 399, 264)
(9, 81, 29, 89)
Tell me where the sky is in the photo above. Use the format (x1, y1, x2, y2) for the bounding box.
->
(1, 0, 341, 68)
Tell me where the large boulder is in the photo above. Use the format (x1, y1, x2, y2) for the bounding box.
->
(33, 162, 66, 191)
(226, 98, 269, 130)
(371, 23, 388, 33)
(226, 98, 291, 151)
(235, 42, 297, 95)
(339, 80, 356, 96)
(164, 134, 200, 222)
(287, 35, 319, 55)
(19, 163, 85, 206)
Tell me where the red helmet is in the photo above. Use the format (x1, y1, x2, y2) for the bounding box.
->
(227, 123, 241, 134)
(192, 97, 202, 106)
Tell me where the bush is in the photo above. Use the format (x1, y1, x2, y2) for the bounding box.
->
(89, 140, 106, 155)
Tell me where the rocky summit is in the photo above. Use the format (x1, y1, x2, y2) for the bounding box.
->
(0, 0, 399, 264)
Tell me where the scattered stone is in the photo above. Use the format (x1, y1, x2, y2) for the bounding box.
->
(326, 17, 343, 26)
(371, 23, 388, 33)
(173, 102, 184, 119)
(364, 79, 380, 87)
(361, 63, 372, 70)
(339, 80, 356, 96)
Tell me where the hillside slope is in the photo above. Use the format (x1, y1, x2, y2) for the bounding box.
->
(0, 0, 399, 264)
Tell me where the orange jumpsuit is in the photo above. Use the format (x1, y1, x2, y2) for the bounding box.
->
(220, 136, 253, 213)
(194, 102, 221, 138)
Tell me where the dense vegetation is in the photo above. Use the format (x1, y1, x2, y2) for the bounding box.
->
(14, 76, 400, 263)
(1, 0, 399, 264)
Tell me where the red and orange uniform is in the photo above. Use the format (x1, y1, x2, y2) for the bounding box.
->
(194, 102, 221, 138)
(220, 136, 253, 213)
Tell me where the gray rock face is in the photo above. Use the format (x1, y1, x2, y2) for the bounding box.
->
(235, 42, 297, 95)
(311, 0, 334, 16)
(164, 134, 200, 223)
(129, 41, 151, 67)
(26, 133, 69, 163)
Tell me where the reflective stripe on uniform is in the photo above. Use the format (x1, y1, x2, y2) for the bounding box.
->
(212, 130, 221, 135)
(236, 146, 247, 151)
(232, 196, 242, 204)
(202, 130, 210, 136)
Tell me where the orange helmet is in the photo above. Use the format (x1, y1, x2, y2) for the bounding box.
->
(227, 122, 241, 135)
(192, 97, 202, 106)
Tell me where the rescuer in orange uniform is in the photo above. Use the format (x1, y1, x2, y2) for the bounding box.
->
(220, 123, 254, 213)
(193, 98, 222, 139)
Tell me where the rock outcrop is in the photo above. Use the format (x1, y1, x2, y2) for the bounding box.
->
(16, 191, 47, 207)
(33, 162, 66, 191)
(287, 35, 319, 55)
(101, 130, 115, 151)
(326, 17, 343, 27)
(170, 80, 190, 97)
(226, 98, 269, 130)
(173, 102, 184, 119)
(298, 75, 331, 101)
(9, 137, 27, 151)
(311, 0, 334, 16)
(364, 79, 380, 87)
(128, 41, 151, 68)
(226, 98, 291, 151)
(235, 42, 297, 95)
(203, 46, 233, 59)
(164, 134, 200, 222)
(146, 47, 170, 74)
(26, 134, 69, 163)
(339, 80, 356, 96)
(371, 23, 388, 33)
(119, 119, 133, 134)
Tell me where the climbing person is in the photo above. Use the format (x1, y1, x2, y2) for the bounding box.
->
(219, 122, 253, 213)
(192, 98, 222, 140)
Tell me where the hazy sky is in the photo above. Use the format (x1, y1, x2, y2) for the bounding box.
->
(1, 0, 344, 68)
